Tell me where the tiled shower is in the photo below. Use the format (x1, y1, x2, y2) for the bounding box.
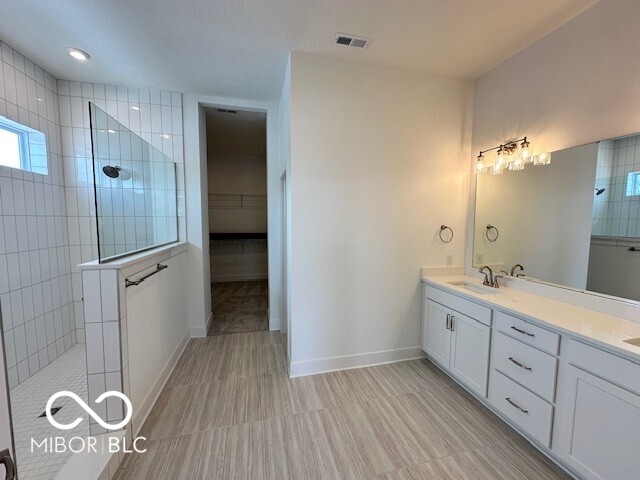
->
(0, 38, 185, 479)
(0, 40, 75, 389)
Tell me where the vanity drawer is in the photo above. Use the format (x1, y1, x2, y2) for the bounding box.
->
(425, 285, 492, 326)
(489, 370, 554, 448)
(496, 311, 559, 355)
(493, 332, 558, 402)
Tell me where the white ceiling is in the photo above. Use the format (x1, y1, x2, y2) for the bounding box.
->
(0, 0, 598, 101)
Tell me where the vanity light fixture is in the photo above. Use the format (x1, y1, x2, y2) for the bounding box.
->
(66, 47, 90, 62)
(474, 152, 486, 173)
(475, 136, 550, 174)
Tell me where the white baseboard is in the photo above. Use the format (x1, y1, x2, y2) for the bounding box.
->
(289, 346, 425, 378)
(269, 316, 280, 331)
(131, 332, 189, 437)
(189, 313, 212, 338)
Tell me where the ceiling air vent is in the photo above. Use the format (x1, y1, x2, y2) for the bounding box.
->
(216, 108, 238, 114)
(333, 33, 371, 49)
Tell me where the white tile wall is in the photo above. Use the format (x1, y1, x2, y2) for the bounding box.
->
(593, 136, 640, 237)
(90, 105, 178, 259)
(0, 41, 76, 388)
(57, 80, 185, 342)
(81, 268, 126, 435)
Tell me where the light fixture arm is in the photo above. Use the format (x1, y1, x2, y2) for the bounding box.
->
(478, 137, 528, 157)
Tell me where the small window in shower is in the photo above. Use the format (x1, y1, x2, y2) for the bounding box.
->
(89, 103, 178, 262)
(625, 171, 640, 197)
(0, 114, 48, 174)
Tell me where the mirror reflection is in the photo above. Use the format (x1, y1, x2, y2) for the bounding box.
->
(474, 134, 640, 302)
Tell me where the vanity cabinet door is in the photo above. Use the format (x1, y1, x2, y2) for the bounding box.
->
(450, 312, 490, 396)
(423, 299, 451, 369)
(557, 365, 640, 480)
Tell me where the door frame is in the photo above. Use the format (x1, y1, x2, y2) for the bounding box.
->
(182, 94, 283, 337)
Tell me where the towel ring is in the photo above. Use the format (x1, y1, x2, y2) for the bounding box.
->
(486, 224, 499, 243)
(439, 225, 454, 243)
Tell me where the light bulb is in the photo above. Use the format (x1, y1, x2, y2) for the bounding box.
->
(490, 163, 505, 175)
(66, 47, 90, 61)
(509, 157, 525, 171)
(520, 138, 531, 162)
(534, 152, 551, 165)
(495, 147, 506, 169)
(474, 153, 485, 174)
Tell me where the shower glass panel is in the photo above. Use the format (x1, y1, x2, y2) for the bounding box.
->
(89, 103, 178, 262)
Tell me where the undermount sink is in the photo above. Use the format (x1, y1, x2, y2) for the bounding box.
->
(447, 281, 500, 295)
(623, 338, 640, 347)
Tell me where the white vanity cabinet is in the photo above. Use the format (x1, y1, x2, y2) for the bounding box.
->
(422, 286, 491, 396)
(422, 277, 640, 479)
(488, 311, 560, 448)
(555, 340, 640, 480)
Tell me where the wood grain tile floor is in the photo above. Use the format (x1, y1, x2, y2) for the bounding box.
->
(115, 331, 571, 479)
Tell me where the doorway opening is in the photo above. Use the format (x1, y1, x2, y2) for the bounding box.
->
(204, 107, 269, 335)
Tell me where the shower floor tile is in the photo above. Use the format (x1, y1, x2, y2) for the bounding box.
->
(9, 344, 89, 480)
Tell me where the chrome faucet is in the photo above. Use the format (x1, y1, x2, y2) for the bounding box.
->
(510, 264, 525, 277)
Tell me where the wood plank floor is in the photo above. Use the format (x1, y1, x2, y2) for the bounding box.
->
(115, 331, 571, 479)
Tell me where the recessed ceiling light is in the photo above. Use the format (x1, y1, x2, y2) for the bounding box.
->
(66, 47, 90, 61)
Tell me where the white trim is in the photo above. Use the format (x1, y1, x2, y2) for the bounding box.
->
(269, 316, 280, 332)
(182, 93, 282, 343)
(289, 346, 425, 378)
(131, 331, 189, 437)
(190, 313, 212, 338)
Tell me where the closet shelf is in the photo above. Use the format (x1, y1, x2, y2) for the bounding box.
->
(208, 193, 267, 210)
(210, 232, 267, 241)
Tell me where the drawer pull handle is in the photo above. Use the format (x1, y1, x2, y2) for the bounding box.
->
(511, 326, 535, 337)
(505, 397, 529, 414)
(508, 357, 532, 371)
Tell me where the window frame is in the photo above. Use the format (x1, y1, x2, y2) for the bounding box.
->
(0, 114, 48, 175)
(0, 121, 29, 170)
(625, 171, 640, 197)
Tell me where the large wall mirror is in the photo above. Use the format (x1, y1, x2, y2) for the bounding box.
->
(474, 133, 640, 303)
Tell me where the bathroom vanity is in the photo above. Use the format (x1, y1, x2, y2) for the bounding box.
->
(421, 275, 640, 480)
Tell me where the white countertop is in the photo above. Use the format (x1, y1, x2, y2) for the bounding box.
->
(422, 274, 640, 362)
(78, 242, 187, 271)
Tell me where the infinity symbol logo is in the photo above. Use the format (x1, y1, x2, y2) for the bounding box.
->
(46, 391, 133, 431)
